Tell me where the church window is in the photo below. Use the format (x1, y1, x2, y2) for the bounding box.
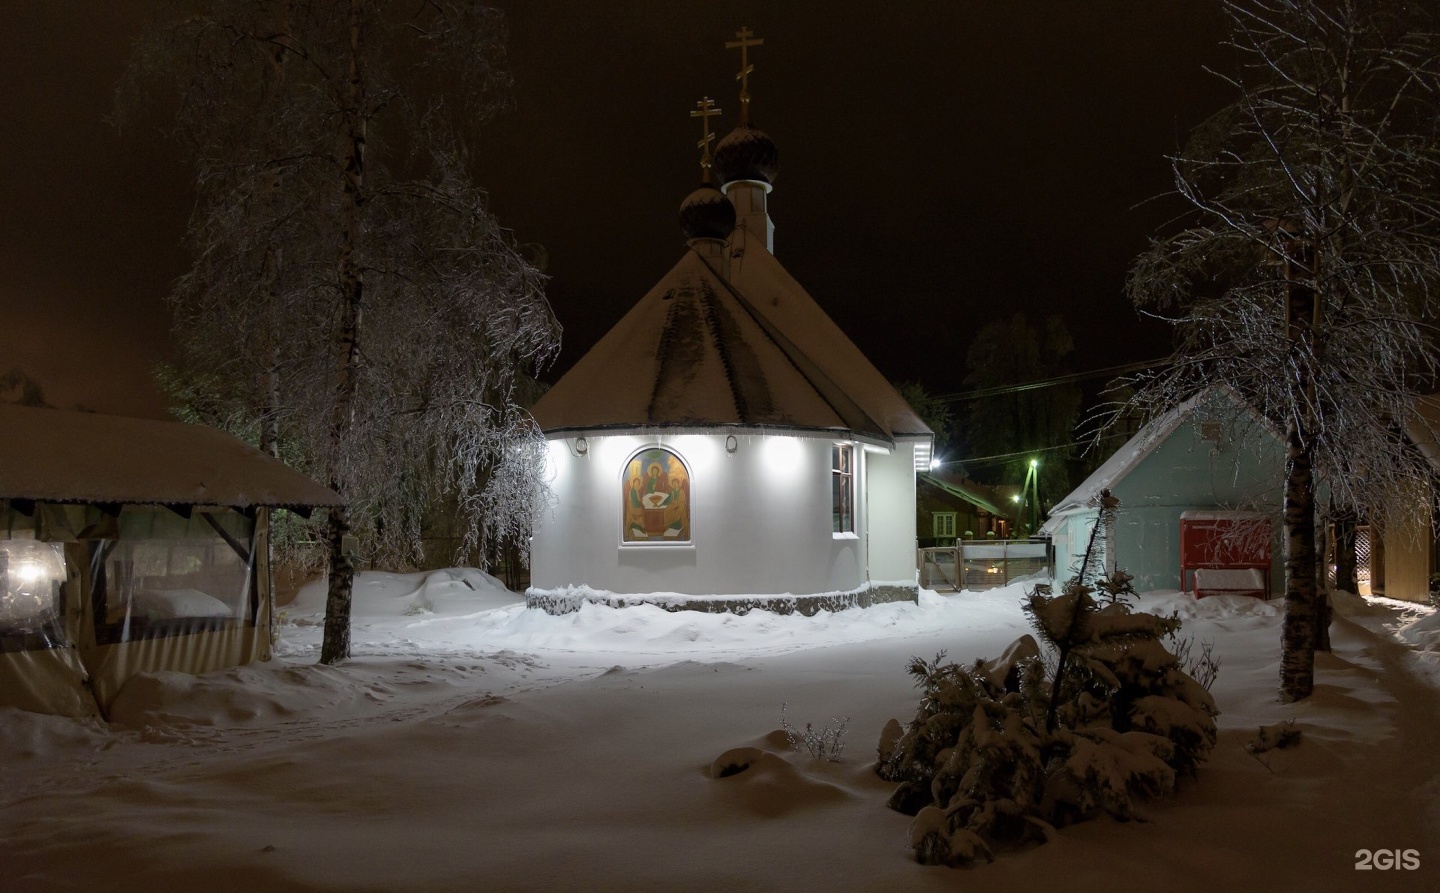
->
(832, 444, 854, 534)
(622, 447, 691, 544)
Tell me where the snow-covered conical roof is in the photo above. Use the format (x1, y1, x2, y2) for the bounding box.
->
(531, 223, 930, 445)
(723, 221, 931, 439)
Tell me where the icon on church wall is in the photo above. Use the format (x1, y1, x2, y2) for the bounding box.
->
(623, 447, 691, 543)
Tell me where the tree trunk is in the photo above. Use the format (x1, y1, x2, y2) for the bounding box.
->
(1313, 516, 1331, 653)
(319, 0, 368, 666)
(320, 506, 354, 663)
(1315, 590, 1332, 653)
(1280, 417, 1318, 701)
(1333, 512, 1358, 593)
(259, 2, 290, 650)
(1280, 236, 1321, 700)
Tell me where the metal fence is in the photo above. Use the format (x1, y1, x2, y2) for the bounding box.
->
(919, 540, 1052, 592)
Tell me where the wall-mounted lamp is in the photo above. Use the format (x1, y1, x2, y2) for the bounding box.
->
(725, 435, 738, 454)
(575, 436, 588, 456)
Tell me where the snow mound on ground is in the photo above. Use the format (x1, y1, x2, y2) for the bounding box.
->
(286, 568, 518, 621)
(0, 706, 109, 760)
(464, 584, 1031, 656)
(107, 660, 495, 731)
(277, 570, 1038, 660)
(1397, 609, 1440, 654)
(707, 741, 853, 818)
(1137, 590, 1280, 621)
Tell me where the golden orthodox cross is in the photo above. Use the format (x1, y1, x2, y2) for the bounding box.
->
(725, 26, 764, 125)
(690, 96, 723, 180)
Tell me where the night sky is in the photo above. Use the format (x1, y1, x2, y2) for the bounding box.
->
(0, 1, 1232, 420)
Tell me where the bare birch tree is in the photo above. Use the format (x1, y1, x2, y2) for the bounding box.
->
(1125, 0, 1440, 701)
(118, 0, 560, 664)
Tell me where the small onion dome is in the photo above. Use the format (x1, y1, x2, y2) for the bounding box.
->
(679, 183, 736, 241)
(713, 124, 779, 185)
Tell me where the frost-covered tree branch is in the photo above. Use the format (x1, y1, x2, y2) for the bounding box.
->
(118, 0, 561, 664)
(1121, 0, 1440, 701)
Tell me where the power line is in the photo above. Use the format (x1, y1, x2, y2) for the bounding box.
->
(941, 441, 1083, 466)
(936, 357, 1169, 404)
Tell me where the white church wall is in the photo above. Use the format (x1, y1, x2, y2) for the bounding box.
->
(531, 433, 866, 596)
(864, 441, 919, 585)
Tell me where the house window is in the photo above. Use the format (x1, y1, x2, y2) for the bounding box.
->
(832, 444, 854, 534)
(932, 512, 957, 539)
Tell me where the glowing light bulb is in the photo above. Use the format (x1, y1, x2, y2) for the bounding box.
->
(12, 562, 45, 584)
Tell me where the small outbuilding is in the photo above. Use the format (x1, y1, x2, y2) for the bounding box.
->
(0, 404, 342, 718)
(1041, 389, 1285, 593)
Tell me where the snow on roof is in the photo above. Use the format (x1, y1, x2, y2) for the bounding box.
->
(725, 224, 931, 439)
(1042, 388, 1268, 527)
(0, 404, 343, 509)
(1041, 400, 1195, 528)
(532, 240, 928, 444)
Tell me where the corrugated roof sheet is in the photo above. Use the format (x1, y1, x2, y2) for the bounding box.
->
(0, 404, 343, 509)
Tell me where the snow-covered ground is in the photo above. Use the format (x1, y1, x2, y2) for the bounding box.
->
(2, 571, 1437, 892)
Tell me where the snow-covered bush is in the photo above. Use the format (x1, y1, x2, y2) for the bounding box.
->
(876, 574, 1219, 868)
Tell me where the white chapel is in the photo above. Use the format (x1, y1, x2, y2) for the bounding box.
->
(527, 31, 932, 612)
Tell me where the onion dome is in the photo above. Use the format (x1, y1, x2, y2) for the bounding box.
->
(714, 124, 779, 185)
(679, 183, 736, 241)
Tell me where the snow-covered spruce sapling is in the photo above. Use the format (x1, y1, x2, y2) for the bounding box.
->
(876, 574, 1219, 868)
(779, 702, 849, 762)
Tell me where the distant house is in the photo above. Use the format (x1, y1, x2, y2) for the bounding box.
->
(0, 405, 342, 718)
(1041, 389, 1285, 593)
(1372, 396, 1440, 602)
(916, 471, 1013, 547)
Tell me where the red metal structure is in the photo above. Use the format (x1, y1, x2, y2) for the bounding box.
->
(1179, 511, 1272, 598)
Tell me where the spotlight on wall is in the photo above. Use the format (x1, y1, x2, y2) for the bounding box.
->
(725, 434, 738, 454)
(575, 436, 588, 456)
